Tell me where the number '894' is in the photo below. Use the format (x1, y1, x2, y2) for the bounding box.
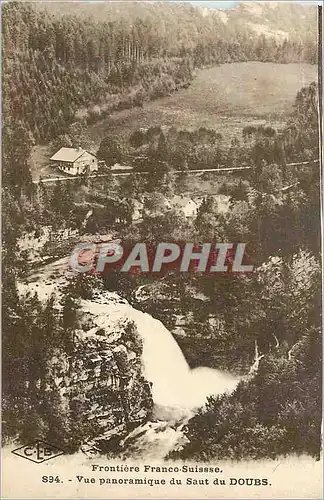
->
(42, 476, 62, 483)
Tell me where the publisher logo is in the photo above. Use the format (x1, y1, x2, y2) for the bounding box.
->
(12, 440, 64, 464)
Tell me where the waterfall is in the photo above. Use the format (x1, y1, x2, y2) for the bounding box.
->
(22, 248, 240, 413)
(128, 309, 191, 407)
(82, 294, 240, 411)
(22, 255, 241, 457)
(121, 307, 240, 410)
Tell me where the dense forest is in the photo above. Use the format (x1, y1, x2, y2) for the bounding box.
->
(3, 77, 321, 457)
(3, 1, 317, 148)
(2, 1, 321, 461)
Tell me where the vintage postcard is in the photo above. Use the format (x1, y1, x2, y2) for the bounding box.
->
(1, 0, 323, 498)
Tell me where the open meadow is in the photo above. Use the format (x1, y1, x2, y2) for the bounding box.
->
(30, 61, 317, 179)
(88, 61, 318, 145)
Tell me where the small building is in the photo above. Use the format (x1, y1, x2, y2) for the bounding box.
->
(50, 147, 98, 176)
(213, 194, 231, 214)
(110, 163, 134, 173)
(143, 194, 171, 217)
(171, 195, 198, 218)
(132, 199, 144, 222)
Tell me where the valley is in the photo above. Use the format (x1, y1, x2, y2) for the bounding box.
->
(30, 61, 317, 179)
(2, 0, 321, 473)
(87, 62, 317, 146)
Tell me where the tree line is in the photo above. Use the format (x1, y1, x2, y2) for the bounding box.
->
(3, 1, 317, 150)
(2, 82, 319, 268)
(96, 81, 319, 182)
(1, 0, 320, 458)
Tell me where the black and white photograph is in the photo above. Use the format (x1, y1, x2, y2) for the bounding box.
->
(1, 0, 322, 498)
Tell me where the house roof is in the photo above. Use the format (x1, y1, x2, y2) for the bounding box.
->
(50, 147, 96, 163)
(111, 163, 133, 171)
(171, 195, 197, 208)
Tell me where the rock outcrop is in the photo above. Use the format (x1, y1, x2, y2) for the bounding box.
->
(27, 288, 154, 453)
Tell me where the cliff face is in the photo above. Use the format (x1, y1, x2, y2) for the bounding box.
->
(32, 290, 154, 453)
(18, 226, 80, 267)
(76, 295, 153, 444)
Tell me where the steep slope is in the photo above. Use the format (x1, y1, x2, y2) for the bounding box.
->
(38, 0, 318, 43)
(18, 254, 239, 454)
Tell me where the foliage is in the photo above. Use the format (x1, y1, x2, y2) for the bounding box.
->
(2, 273, 105, 450)
(170, 268, 321, 460)
(97, 134, 129, 167)
(1, 0, 321, 461)
(2, 1, 317, 150)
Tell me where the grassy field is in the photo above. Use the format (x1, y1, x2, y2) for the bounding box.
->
(31, 61, 317, 179)
(88, 61, 317, 146)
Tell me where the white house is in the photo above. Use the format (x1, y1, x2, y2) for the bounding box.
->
(50, 147, 98, 176)
(132, 199, 144, 221)
(213, 194, 231, 214)
(171, 195, 198, 218)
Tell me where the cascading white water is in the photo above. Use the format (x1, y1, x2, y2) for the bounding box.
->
(22, 255, 241, 457)
(22, 251, 240, 412)
(82, 297, 241, 457)
(82, 295, 240, 410)
(128, 308, 240, 409)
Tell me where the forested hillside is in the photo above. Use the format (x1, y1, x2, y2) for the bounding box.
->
(3, 81, 321, 458)
(2, 1, 322, 461)
(3, 1, 317, 149)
